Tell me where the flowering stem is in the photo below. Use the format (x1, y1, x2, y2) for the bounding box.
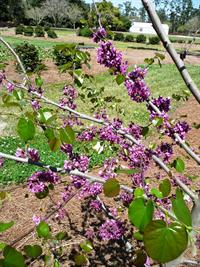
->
(141, 0, 200, 104)
(147, 100, 200, 165)
(0, 151, 184, 221)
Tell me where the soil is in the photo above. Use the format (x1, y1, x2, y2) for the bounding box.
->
(0, 46, 200, 266)
(4, 48, 200, 86)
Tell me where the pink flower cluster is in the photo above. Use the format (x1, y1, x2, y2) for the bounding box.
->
(59, 85, 78, 110)
(16, 147, 40, 162)
(28, 171, 60, 193)
(99, 219, 124, 241)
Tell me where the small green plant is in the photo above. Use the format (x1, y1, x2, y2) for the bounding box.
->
(53, 43, 90, 70)
(47, 29, 57, 38)
(124, 34, 135, 42)
(136, 34, 147, 43)
(23, 26, 34, 36)
(15, 42, 42, 72)
(149, 36, 160, 45)
(78, 27, 93, 37)
(35, 26, 45, 37)
(113, 32, 125, 41)
(15, 25, 24, 35)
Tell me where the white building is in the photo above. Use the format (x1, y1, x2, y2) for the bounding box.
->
(130, 22, 169, 35)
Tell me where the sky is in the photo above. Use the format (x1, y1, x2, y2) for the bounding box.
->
(85, 0, 200, 8)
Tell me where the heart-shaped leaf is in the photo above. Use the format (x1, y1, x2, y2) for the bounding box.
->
(159, 179, 171, 197)
(172, 189, 192, 226)
(144, 220, 188, 263)
(17, 117, 35, 142)
(3, 246, 25, 267)
(36, 221, 50, 239)
(128, 198, 154, 232)
(103, 178, 120, 198)
(0, 221, 14, 233)
(24, 245, 42, 259)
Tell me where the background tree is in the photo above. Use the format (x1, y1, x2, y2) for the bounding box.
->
(88, 0, 131, 31)
(0, 0, 25, 23)
(41, 0, 68, 27)
(25, 7, 47, 25)
(66, 4, 83, 29)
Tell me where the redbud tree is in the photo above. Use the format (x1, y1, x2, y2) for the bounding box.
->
(0, 0, 200, 266)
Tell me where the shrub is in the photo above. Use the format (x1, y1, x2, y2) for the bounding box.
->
(23, 26, 34, 36)
(15, 42, 41, 72)
(47, 29, 58, 38)
(78, 27, 93, 38)
(53, 43, 82, 69)
(149, 36, 160, 45)
(15, 25, 24, 35)
(136, 34, 147, 43)
(124, 34, 135, 42)
(44, 26, 50, 32)
(113, 32, 125, 41)
(107, 31, 114, 40)
(35, 25, 45, 37)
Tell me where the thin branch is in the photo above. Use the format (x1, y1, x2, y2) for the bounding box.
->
(0, 151, 182, 221)
(141, 0, 200, 104)
(9, 187, 83, 247)
(92, 0, 102, 28)
(0, 38, 198, 200)
(147, 100, 200, 165)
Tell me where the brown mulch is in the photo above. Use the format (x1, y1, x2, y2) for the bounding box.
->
(0, 96, 199, 266)
(1, 46, 200, 266)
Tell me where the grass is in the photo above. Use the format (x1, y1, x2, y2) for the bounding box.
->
(0, 135, 116, 185)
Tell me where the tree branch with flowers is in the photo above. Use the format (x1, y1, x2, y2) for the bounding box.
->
(0, 0, 200, 266)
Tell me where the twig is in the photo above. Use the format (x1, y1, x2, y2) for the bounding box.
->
(141, 0, 200, 104)
(9, 187, 83, 247)
(0, 151, 179, 222)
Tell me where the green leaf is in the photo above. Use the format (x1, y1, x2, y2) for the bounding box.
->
(0, 221, 14, 233)
(49, 137, 61, 152)
(144, 57, 154, 65)
(35, 187, 49, 199)
(54, 260, 60, 267)
(152, 117, 163, 127)
(35, 77, 43, 87)
(3, 246, 25, 267)
(150, 188, 163, 199)
(17, 117, 35, 142)
(116, 74, 125, 85)
(74, 253, 87, 266)
(174, 158, 185, 173)
(59, 126, 75, 144)
(172, 189, 192, 226)
(144, 220, 188, 263)
(55, 232, 68, 240)
(24, 245, 42, 259)
(0, 243, 6, 251)
(133, 231, 143, 241)
(36, 221, 50, 239)
(80, 241, 93, 253)
(155, 53, 165, 60)
(128, 198, 154, 232)
(159, 179, 171, 197)
(141, 126, 149, 137)
(134, 188, 144, 198)
(103, 178, 120, 198)
(133, 250, 147, 267)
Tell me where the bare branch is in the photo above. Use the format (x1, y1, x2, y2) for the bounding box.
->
(141, 0, 200, 104)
